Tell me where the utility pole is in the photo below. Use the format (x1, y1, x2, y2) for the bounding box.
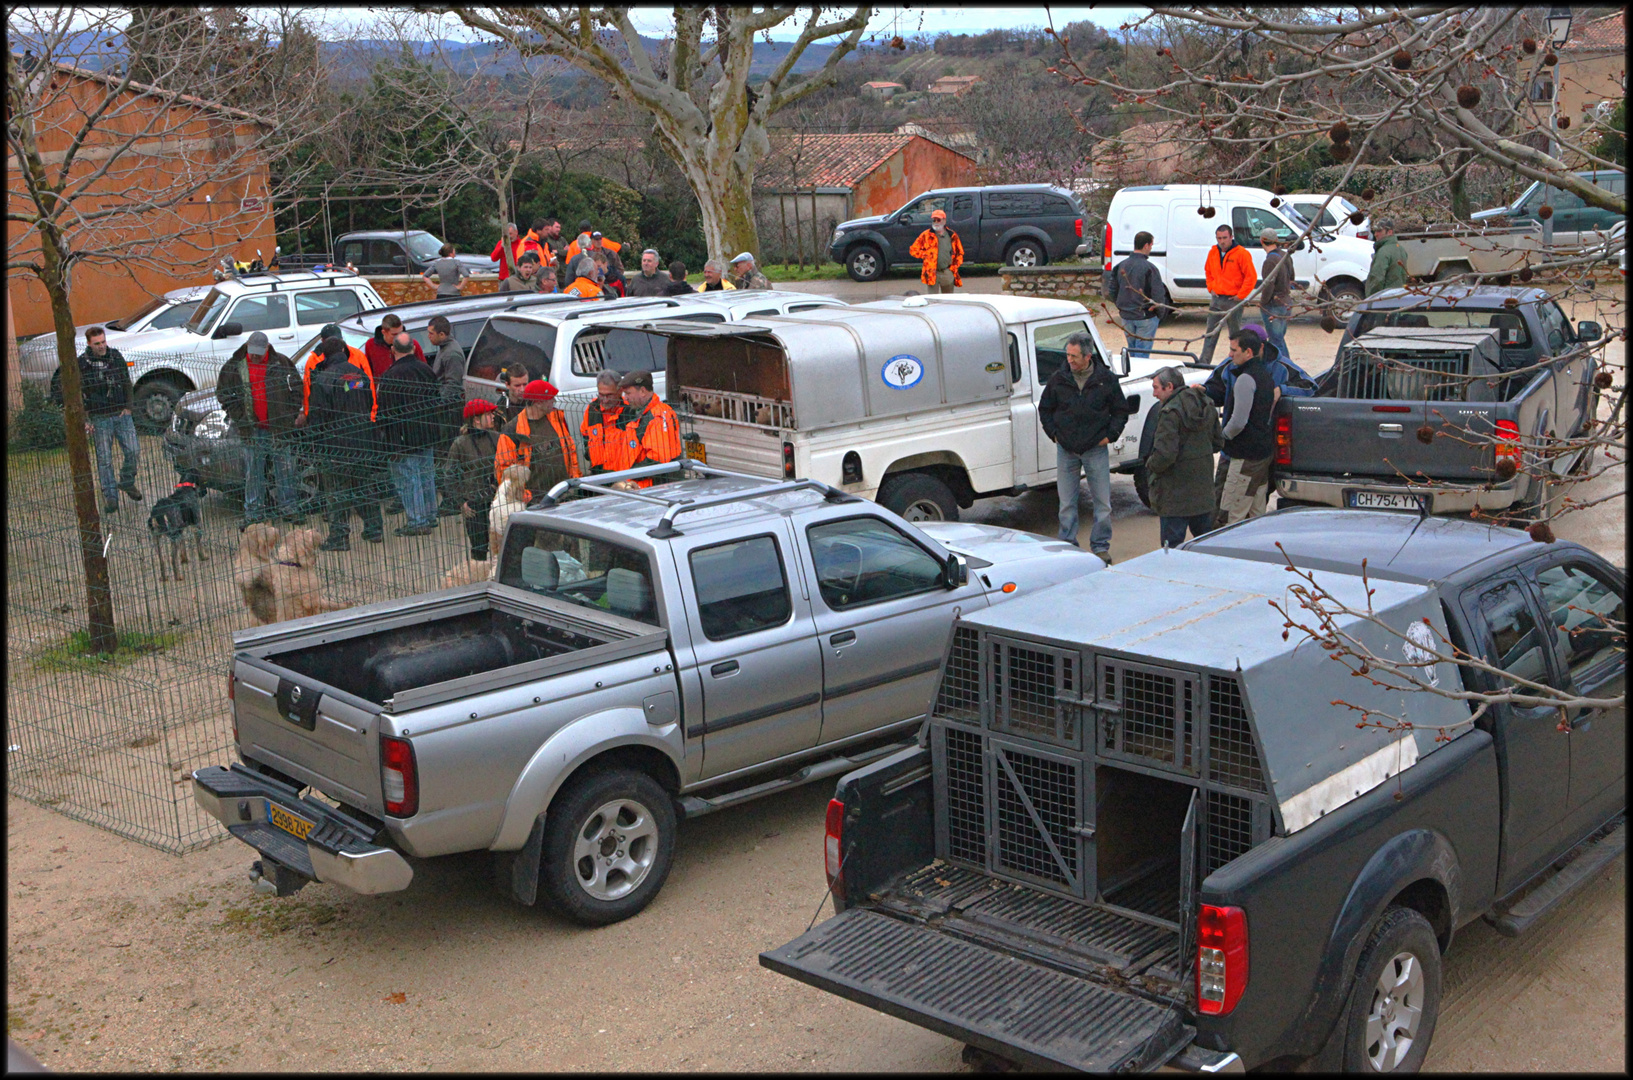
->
(1542, 5, 1574, 249)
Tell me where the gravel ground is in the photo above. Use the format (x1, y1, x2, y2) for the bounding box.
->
(7, 281, 1623, 1072)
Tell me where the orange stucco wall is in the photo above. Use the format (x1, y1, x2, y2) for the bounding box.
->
(6, 66, 275, 339)
(851, 137, 978, 218)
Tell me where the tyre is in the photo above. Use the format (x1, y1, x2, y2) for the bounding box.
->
(846, 245, 885, 283)
(537, 766, 676, 926)
(1341, 906, 1442, 1073)
(132, 376, 185, 434)
(1132, 465, 1151, 509)
(1325, 279, 1365, 303)
(878, 472, 959, 522)
(1005, 239, 1045, 268)
(1432, 262, 1471, 284)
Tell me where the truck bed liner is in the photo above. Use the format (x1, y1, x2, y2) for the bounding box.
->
(761, 906, 1192, 1072)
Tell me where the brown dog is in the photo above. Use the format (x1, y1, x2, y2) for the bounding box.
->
(246, 527, 347, 625)
(441, 559, 495, 588)
(235, 523, 282, 623)
(489, 464, 530, 560)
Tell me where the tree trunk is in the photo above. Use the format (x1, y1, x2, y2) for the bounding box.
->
(40, 230, 118, 655)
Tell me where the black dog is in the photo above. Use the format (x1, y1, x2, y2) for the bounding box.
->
(148, 475, 208, 581)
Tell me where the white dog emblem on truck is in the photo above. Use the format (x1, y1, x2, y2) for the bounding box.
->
(882, 354, 924, 389)
(1403, 620, 1440, 686)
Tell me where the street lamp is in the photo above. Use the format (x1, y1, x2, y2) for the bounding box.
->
(1542, 6, 1572, 248)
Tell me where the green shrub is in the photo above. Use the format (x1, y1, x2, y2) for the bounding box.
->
(7, 381, 66, 453)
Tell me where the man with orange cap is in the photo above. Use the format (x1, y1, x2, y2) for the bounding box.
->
(615, 370, 681, 488)
(494, 378, 580, 500)
(908, 207, 963, 293)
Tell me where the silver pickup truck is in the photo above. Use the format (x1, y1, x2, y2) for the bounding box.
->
(193, 462, 1099, 924)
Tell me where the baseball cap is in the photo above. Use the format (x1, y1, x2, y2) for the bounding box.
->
(521, 379, 559, 402)
(930, 209, 947, 220)
(730, 252, 754, 264)
(1259, 228, 1279, 242)
(246, 331, 270, 352)
(319, 323, 342, 341)
(462, 398, 498, 419)
(618, 370, 654, 391)
(591, 230, 603, 239)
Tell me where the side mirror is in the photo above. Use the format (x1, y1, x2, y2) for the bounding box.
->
(391, 254, 406, 267)
(1124, 392, 1141, 413)
(943, 552, 968, 590)
(1577, 321, 1602, 342)
(213, 321, 243, 340)
(1117, 348, 1131, 377)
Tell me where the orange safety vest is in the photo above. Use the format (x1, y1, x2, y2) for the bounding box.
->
(493, 407, 581, 495)
(564, 277, 603, 299)
(581, 397, 631, 474)
(618, 395, 682, 488)
(302, 345, 375, 420)
(520, 231, 553, 267)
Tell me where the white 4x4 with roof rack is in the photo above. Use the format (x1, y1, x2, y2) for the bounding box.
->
(87, 270, 385, 431)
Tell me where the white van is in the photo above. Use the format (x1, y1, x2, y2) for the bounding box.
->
(1100, 184, 1374, 306)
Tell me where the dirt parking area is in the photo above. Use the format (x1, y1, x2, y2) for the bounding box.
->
(7, 283, 1624, 1072)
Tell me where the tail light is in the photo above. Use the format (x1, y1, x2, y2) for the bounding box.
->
(1274, 414, 1293, 466)
(824, 798, 844, 895)
(1371, 405, 1412, 413)
(1103, 223, 1113, 272)
(380, 735, 419, 817)
(782, 440, 796, 479)
(1357, 230, 1371, 240)
(1197, 904, 1248, 1015)
(1075, 217, 1083, 238)
(1494, 418, 1521, 462)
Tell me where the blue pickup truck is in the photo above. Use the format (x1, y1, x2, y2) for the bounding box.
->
(763, 509, 1624, 1072)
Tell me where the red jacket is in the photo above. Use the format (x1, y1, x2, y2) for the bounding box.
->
(364, 329, 424, 378)
(490, 236, 524, 279)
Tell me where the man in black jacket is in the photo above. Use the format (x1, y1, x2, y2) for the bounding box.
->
(1216, 329, 1280, 525)
(1107, 230, 1169, 359)
(217, 331, 304, 525)
(77, 326, 142, 514)
(308, 337, 384, 550)
(1038, 332, 1129, 557)
(377, 336, 444, 536)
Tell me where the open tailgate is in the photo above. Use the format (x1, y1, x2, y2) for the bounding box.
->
(761, 907, 1193, 1072)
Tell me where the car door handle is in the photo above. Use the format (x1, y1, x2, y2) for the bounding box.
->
(710, 660, 739, 678)
(829, 630, 857, 648)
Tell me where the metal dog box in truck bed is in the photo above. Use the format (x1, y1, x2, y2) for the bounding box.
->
(763, 510, 1626, 1071)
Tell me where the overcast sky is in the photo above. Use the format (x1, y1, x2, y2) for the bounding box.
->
(306, 5, 1148, 42)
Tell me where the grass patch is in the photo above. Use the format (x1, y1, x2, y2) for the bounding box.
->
(219, 897, 341, 938)
(31, 628, 184, 672)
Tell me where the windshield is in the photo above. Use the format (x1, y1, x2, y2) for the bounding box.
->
(106, 296, 168, 331)
(150, 301, 201, 331)
(498, 525, 660, 626)
(403, 231, 443, 260)
(185, 289, 231, 335)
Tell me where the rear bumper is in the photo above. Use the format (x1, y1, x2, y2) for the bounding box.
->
(193, 764, 413, 895)
(162, 430, 246, 489)
(1276, 472, 1522, 513)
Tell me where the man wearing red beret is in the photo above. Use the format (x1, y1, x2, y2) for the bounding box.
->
(447, 398, 503, 560)
(493, 379, 581, 500)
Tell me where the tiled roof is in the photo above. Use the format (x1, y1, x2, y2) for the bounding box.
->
(863, 81, 905, 89)
(759, 132, 970, 189)
(1563, 10, 1624, 50)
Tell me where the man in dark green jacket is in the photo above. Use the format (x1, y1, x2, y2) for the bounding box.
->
(1364, 217, 1408, 296)
(447, 399, 503, 560)
(1146, 367, 1224, 548)
(217, 331, 304, 524)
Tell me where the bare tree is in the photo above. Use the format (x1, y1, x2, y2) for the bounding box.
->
(437, 5, 874, 260)
(5, 6, 340, 654)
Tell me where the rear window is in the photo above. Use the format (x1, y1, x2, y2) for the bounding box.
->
(499, 525, 660, 626)
(1352, 308, 1531, 347)
(984, 192, 1046, 218)
(295, 289, 365, 326)
(469, 317, 558, 382)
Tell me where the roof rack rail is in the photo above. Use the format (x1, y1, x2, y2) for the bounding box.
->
(533, 460, 857, 536)
(559, 297, 680, 321)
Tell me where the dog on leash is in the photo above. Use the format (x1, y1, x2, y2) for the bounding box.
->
(148, 476, 208, 581)
(235, 523, 283, 622)
(489, 464, 530, 562)
(243, 527, 347, 625)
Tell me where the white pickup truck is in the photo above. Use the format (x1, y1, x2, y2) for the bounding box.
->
(641, 295, 1211, 521)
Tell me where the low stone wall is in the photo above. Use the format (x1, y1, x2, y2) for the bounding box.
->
(998, 265, 1103, 301)
(366, 274, 502, 307)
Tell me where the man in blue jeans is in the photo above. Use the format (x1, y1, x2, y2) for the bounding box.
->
(1255, 228, 1293, 364)
(217, 331, 304, 525)
(1107, 230, 1168, 360)
(76, 326, 143, 515)
(376, 336, 443, 536)
(1037, 332, 1130, 559)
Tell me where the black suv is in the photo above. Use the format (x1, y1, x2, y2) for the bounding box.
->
(828, 184, 1085, 281)
(162, 290, 579, 496)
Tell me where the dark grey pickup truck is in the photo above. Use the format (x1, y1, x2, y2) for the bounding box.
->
(1276, 285, 1604, 519)
(762, 509, 1624, 1072)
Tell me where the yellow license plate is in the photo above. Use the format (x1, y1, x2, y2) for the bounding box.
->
(267, 802, 315, 841)
(684, 439, 707, 463)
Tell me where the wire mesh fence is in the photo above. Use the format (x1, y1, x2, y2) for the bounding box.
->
(5, 377, 556, 853)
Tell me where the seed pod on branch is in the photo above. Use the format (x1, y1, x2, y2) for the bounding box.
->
(1391, 49, 1412, 69)
(1456, 85, 1481, 108)
(1349, 210, 1366, 225)
(1522, 37, 1537, 54)
(890, 35, 904, 50)
(1502, 296, 1521, 308)
(1594, 370, 1613, 389)
(1274, 185, 1288, 195)
(1270, 197, 1282, 207)
(1493, 458, 1518, 481)
(1329, 120, 1351, 143)
(1518, 265, 1534, 282)
(1557, 115, 1570, 129)
(1416, 425, 1436, 444)
(1537, 204, 1554, 219)
(1361, 187, 1376, 201)
(1201, 206, 1216, 219)
(1543, 51, 1558, 65)
(1528, 522, 1556, 544)
(1321, 313, 1339, 333)
(1330, 141, 1353, 162)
